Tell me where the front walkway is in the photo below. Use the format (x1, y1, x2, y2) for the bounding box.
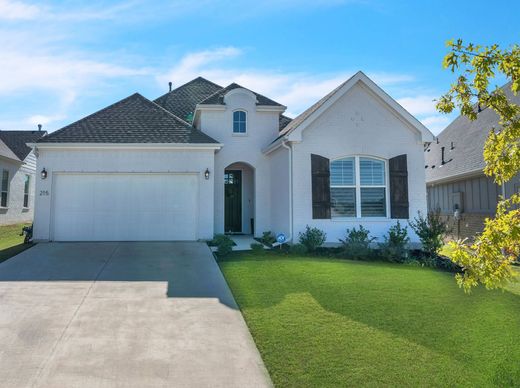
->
(0, 242, 272, 388)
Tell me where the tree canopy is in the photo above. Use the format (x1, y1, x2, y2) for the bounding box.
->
(437, 40, 520, 292)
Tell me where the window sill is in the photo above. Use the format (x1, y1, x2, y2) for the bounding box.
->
(331, 217, 390, 222)
(0, 207, 8, 210)
(232, 132, 248, 137)
(22, 207, 30, 211)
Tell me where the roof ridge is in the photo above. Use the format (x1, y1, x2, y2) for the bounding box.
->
(155, 77, 224, 103)
(146, 97, 194, 128)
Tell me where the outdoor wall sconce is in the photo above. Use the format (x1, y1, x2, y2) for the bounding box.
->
(41, 168, 48, 180)
(204, 168, 210, 180)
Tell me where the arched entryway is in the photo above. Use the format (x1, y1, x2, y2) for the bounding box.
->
(224, 162, 255, 234)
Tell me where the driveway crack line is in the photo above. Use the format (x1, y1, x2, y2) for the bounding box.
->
(29, 243, 120, 388)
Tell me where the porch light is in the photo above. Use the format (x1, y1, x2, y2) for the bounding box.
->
(204, 168, 210, 180)
(41, 168, 48, 180)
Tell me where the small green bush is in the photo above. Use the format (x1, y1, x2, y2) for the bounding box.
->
(409, 211, 450, 257)
(250, 242, 264, 253)
(260, 231, 277, 246)
(212, 234, 234, 256)
(290, 243, 308, 255)
(379, 221, 410, 263)
(339, 225, 376, 260)
(298, 225, 326, 252)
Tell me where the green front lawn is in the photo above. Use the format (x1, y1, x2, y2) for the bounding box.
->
(219, 252, 520, 387)
(0, 223, 34, 263)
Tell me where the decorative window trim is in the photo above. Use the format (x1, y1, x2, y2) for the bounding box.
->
(232, 110, 247, 135)
(330, 156, 389, 219)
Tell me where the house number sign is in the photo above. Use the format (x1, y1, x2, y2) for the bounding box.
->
(39, 190, 49, 196)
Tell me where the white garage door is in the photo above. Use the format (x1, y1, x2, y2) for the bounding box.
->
(52, 173, 198, 241)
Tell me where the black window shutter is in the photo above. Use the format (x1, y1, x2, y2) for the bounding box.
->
(389, 154, 409, 219)
(311, 154, 331, 219)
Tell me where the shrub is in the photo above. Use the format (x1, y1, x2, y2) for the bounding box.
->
(260, 231, 277, 246)
(339, 225, 376, 260)
(250, 242, 264, 253)
(289, 243, 308, 255)
(409, 211, 450, 257)
(298, 225, 326, 252)
(379, 221, 410, 263)
(212, 234, 234, 256)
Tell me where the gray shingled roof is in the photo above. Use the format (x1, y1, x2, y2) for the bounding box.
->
(198, 83, 284, 107)
(154, 77, 223, 123)
(425, 83, 519, 183)
(38, 93, 219, 144)
(0, 130, 46, 160)
(0, 138, 20, 162)
(279, 114, 292, 131)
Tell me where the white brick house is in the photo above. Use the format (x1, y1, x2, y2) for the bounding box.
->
(31, 71, 433, 243)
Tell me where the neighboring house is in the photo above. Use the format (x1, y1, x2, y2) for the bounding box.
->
(425, 84, 520, 240)
(32, 71, 433, 243)
(0, 129, 47, 225)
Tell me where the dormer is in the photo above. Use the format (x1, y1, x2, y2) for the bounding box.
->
(193, 84, 286, 140)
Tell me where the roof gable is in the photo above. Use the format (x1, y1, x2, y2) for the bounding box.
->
(39, 93, 219, 144)
(425, 82, 519, 183)
(0, 138, 21, 162)
(198, 82, 285, 107)
(154, 77, 223, 123)
(0, 130, 46, 160)
(280, 71, 434, 143)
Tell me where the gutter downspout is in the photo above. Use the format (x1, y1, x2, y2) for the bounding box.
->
(280, 139, 293, 243)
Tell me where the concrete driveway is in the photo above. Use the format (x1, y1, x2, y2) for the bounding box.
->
(0, 242, 272, 388)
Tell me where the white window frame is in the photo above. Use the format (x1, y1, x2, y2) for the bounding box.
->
(330, 156, 389, 219)
(1, 169, 9, 208)
(232, 109, 247, 135)
(23, 174, 30, 209)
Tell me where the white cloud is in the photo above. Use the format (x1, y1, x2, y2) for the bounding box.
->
(419, 115, 452, 135)
(159, 47, 418, 117)
(397, 95, 438, 116)
(0, 0, 40, 20)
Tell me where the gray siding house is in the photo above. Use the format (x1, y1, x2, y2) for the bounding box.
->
(425, 84, 520, 239)
(0, 129, 47, 225)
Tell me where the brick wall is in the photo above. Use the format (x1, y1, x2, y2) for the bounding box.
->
(439, 213, 490, 241)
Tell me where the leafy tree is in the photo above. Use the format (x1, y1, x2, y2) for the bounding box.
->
(437, 39, 520, 292)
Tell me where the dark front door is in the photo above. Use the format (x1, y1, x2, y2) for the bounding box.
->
(225, 170, 242, 233)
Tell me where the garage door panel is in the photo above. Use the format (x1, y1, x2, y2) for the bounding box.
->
(52, 174, 198, 241)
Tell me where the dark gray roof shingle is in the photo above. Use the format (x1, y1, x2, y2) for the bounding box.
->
(425, 83, 519, 183)
(198, 83, 284, 107)
(38, 93, 219, 144)
(279, 114, 292, 131)
(0, 130, 47, 160)
(154, 77, 223, 123)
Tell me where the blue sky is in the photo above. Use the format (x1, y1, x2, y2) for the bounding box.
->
(0, 0, 517, 135)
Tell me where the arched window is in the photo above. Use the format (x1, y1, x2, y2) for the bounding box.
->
(233, 110, 247, 134)
(330, 156, 387, 218)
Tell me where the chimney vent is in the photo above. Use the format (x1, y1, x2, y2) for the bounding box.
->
(37, 124, 42, 131)
(168, 82, 172, 92)
(451, 141, 454, 150)
(441, 146, 446, 164)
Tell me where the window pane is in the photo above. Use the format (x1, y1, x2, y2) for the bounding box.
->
(1, 170, 8, 191)
(331, 187, 356, 217)
(24, 194, 29, 208)
(360, 158, 385, 186)
(24, 175, 30, 194)
(233, 111, 247, 133)
(1, 192, 7, 207)
(330, 158, 355, 186)
(361, 188, 386, 217)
